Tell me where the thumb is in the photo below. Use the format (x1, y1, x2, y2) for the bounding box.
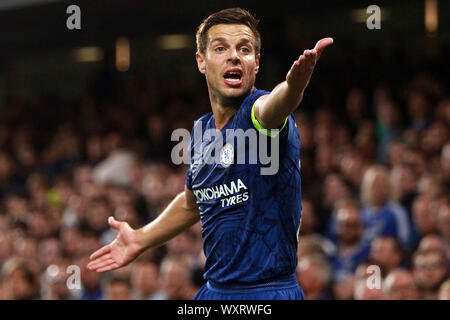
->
(108, 216, 122, 231)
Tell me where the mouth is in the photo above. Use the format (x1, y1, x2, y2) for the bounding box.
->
(223, 69, 243, 87)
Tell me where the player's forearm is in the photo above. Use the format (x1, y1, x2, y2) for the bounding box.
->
(134, 192, 200, 251)
(255, 81, 304, 129)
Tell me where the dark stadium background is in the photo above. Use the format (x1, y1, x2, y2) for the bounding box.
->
(0, 0, 448, 300)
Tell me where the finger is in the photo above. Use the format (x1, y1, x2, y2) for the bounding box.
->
(310, 49, 317, 62)
(291, 59, 299, 70)
(298, 48, 309, 60)
(306, 50, 317, 70)
(87, 253, 112, 269)
(96, 262, 120, 273)
(314, 37, 334, 59)
(290, 55, 305, 80)
(291, 55, 305, 74)
(88, 258, 115, 271)
(89, 244, 111, 260)
(297, 54, 306, 65)
(108, 216, 122, 231)
(298, 55, 307, 75)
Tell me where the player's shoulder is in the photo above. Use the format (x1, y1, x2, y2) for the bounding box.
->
(196, 112, 213, 123)
(242, 88, 271, 108)
(192, 112, 213, 130)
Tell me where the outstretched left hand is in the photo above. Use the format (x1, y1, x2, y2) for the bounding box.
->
(286, 37, 334, 93)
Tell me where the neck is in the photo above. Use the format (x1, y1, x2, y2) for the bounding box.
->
(211, 105, 236, 130)
(208, 86, 254, 130)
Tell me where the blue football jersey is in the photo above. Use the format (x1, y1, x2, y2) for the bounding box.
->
(186, 88, 302, 284)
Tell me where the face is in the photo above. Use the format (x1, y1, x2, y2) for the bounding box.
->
(8, 269, 34, 299)
(370, 238, 401, 272)
(296, 261, 328, 296)
(391, 166, 416, 196)
(370, 173, 389, 206)
(196, 24, 260, 106)
(388, 273, 419, 300)
(413, 197, 437, 235)
(323, 175, 349, 207)
(107, 282, 130, 300)
(414, 252, 447, 289)
(336, 206, 362, 243)
(162, 261, 188, 300)
(131, 262, 160, 297)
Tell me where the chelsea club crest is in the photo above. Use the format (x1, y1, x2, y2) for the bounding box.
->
(219, 143, 234, 168)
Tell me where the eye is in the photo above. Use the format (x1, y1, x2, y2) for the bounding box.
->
(240, 47, 250, 53)
(215, 46, 225, 52)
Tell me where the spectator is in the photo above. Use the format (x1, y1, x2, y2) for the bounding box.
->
(296, 254, 333, 300)
(330, 199, 370, 282)
(130, 260, 165, 300)
(40, 260, 73, 300)
(1, 258, 39, 299)
(320, 173, 351, 234)
(417, 173, 445, 199)
(298, 198, 319, 236)
(297, 235, 336, 262)
(389, 163, 418, 216)
(38, 238, 62, 271)
(12, 236, 39, 274)
(411, 195, 439, 247)
(105, 276, 132, 300)
(418, 235, 447, 253)
(413, 249, 448, 299)
(159, 255, 195, 300)
(337, 148, 366, 191)
(75, 254, 104, 300)
(438, 279, 450, 300)
(360, 165, 412, 249)
(353, 281, 384, 300)
(407, 91, 430, 132)
(383, 269, 419, 300)
(369, 237, 405, 278)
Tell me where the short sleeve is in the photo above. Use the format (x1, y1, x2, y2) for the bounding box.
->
(185, 168, 193, 190)
(246, 89, 288, 138)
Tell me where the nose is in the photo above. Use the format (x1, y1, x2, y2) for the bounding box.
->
(227, 48, 240, 64)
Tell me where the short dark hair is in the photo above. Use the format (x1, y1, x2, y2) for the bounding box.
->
(196, 8, 261, 55)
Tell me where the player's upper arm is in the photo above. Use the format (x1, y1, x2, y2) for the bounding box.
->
(184, 185, 199, 212)
(252, 95, 288, 137)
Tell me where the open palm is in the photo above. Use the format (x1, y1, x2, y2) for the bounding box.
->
(286, 37, 334, 91)
(87, 216, 142, 272)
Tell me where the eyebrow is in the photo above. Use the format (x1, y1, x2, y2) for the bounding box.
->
(211, 37, 227, 44)
(210, 37, 253, 47)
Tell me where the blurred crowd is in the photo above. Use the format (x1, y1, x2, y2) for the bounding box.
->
(0, 42, 449, 300)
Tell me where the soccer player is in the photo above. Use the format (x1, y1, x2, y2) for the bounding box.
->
(87, 7, 333, 300)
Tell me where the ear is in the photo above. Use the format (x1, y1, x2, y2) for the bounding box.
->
(196, 51, 206, 75)
(255, 53, 260, 74)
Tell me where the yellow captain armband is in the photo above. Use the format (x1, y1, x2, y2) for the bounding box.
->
(251, 102, 288, 138)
